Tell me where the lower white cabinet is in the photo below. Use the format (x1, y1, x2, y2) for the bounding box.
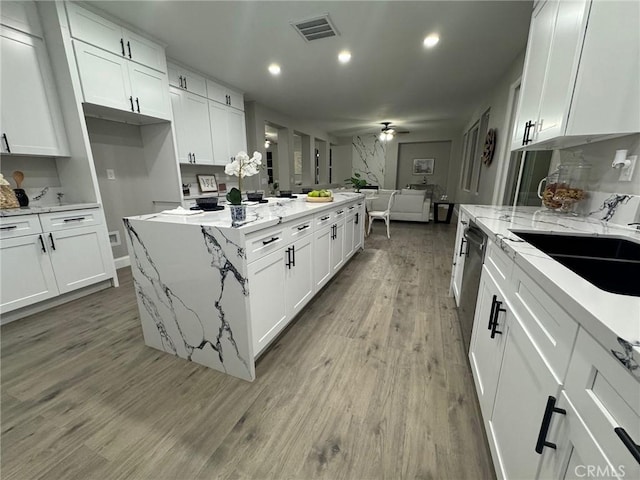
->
(286, 234, 314, 317)
(353, 204, 364, 252)
(450, 210, 469, 305)
(344, 207, 355, 259)
(313, 221, 332, 290)
(0, 210, 114, 315)
(0, 233, 58, 312)
(331, 213, 345, 273)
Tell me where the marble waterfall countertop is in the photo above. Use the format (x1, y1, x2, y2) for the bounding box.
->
(0, 202, 101, 217)
(127, 193, 365, 233)
(460, 205, 640, 374)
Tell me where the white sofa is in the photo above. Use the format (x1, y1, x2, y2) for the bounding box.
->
(368, 189, 431, 223)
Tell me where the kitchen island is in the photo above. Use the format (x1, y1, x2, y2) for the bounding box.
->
(124, 193, 365, 381)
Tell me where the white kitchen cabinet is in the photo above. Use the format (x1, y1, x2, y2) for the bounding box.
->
(0, 27, 69, 156)
(488, 311, 561, 480)
(314, 220, 332, 290)
(537, 392, 623, 480)
(344, 208, 355, 259)
(450, 210, 469, 305)
(353, 204, 364, 252)
(206, 78, 244, 111)
(74, 40, 170, 121)
(469, 267, 510, 419)
(47, 226, 111, 294)
(208, 100, 248, 166)
(170, 87, 213, 165)
(1, 0, 42, 38)
(167, 62, 207, 98)
(512, 0, 639, 150)
(247, 247, 288, 355)
(66, 2, 166, 73)
(331, 212, 345, 273)
(286, 234, 314, 317)
(0, 234, 58, 313)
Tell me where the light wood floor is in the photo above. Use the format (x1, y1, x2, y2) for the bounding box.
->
(1, 219, 494, 480)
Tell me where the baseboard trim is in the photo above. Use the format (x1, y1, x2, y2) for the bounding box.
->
(114, 255, 130, 269)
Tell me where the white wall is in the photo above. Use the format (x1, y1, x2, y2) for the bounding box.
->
(396, 141, 452, 192)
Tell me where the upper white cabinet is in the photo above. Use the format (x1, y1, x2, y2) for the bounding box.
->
(74, 40, 171, 121)
(208, 100, 247, 165)
(66, 2, 166, 73)
(167, 62, 207, 98)
(206, 78, 244, 111)
(170, 87, 214, 165)
(512, 0, 640, 150)
(0, 27, 69, 156)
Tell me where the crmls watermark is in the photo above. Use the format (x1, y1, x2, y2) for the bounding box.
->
(574, 465, 625, 478)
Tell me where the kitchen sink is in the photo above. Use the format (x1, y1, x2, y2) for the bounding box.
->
(512, 231, 640, 297)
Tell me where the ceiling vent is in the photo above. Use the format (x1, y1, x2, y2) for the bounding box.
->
(291, 14, 339, 42)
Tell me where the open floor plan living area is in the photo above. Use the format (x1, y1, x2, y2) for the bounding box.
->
(1, 1, 639, 479)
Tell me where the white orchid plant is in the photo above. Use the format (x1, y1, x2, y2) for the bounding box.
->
(224, 151, 263, 205)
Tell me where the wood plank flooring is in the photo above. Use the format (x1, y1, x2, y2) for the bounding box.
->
(1, 219, 495, 480)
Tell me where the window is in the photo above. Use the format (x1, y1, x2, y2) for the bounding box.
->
(266, 152, 274, 184)
(461, 108, 491, 193)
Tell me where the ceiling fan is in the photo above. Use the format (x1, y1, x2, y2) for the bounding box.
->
(379, 122, 409, 141)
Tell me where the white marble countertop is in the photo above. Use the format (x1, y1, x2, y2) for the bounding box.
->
(460, 204, 640, 364)
(0, 203, 101, 217)
(127, 193, 365, 235)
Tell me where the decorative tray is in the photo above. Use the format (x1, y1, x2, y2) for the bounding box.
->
(306, 196, 334, 203)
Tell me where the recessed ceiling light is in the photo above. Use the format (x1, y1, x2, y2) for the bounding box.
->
(423, 34, 440, 48)
(268, 63, 281, 75)
(338, 50, 351, 63)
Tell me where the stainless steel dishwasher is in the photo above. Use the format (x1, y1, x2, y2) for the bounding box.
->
(457, 221, 487, 354)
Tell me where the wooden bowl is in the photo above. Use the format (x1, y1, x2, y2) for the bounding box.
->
(306, 196, 334, 203)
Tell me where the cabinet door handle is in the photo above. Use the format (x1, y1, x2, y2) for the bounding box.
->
(349, 206, 355, 210)
(337, 210, 344, 214)
(285, 247, 292, 269)
(262, 237, 278, 245)
(458, 237, 467, 257)
(320, 215, 330, 221)
(297, 224, 309, 231)
(535, 396, 566, 454)
(291, 244, 296, 267)
(135, 97, 140, 113)
(615, 427, 640, 465)
(490, 300, 506, 338)
(0, 225, 17, 231)
(120, 38, 125, 56)
(63, 217, 85, 223)
(127, 40, 132, 58)
(179, 75, 184, 88)
(129, 96, 135, 112)
(38, 234, 46, 253)
(523, 120, 535, 145)
(183, 76, 188, 89)
(48, 233, 56, 251)
(2, 133, 11, 153)
(488, 295, 498, 329)
(355, 212, 359, 224)
(193, 152, 196, 162)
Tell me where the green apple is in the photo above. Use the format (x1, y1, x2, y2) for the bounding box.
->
(308, 191, 319, 197)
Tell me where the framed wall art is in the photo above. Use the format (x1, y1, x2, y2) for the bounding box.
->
(412, 158, 435, 175)
(197, 174, 218, 192)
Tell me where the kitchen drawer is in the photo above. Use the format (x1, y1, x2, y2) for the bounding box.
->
(333, 206, 347, 221)
(245, 224, 288, 264)
(345, 202, 358, 217)
(0, 214, 42, 239)
(564, 329, 640, 478)
(509, 264, 579, 382)
(286, 216, 313, 241)
(484, 238, 514, 294)
(315, 210, 335, 228)
(39, 209, 102, 232)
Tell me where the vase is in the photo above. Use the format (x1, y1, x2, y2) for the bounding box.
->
(13, 188, 28, 207)
(229, 204, 246, 224)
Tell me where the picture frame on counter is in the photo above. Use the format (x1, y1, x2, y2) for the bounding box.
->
(197, 174, 218, 192)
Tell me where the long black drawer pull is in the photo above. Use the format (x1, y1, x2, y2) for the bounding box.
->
(135, 97, 140, 113)
(349, 206, 355, 210)
(129, 96, 135, 112)
(127, 41, 132, 58)
(535, 396, 566, 454)
(262, 237, 278, 245)
(0, 225, 17, 231)
(297, 225, 309, 231)
(285, 247, 292, 269)
(120, 38, 125, 56)
(615, 428, 640, 464)
(355, 212, 359, 224)
(38, 234, 46, 253)
(458, 238, 467, 257)
(2, 133, 10, 153)
(320, 215, 330, 221)
(490, 300, 506, 339)
(63, 217, 86, 223)
(48, 233, 56, 251)
(488, 295, 498, 330)
(337, 210, 344, 214)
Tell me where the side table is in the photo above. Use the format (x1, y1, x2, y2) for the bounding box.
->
(433, 202, 455, 224)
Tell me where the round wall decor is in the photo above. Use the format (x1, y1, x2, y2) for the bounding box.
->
(481, 128, 497, 166)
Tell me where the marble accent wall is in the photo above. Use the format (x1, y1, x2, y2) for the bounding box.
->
(352, 135, 386, 186)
